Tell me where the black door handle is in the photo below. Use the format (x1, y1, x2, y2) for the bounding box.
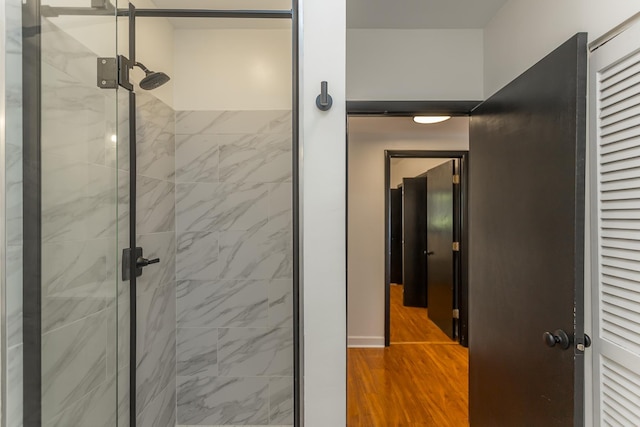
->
(426, 251, 435, 256)
(543, 329, 571, 350)
(136, 256, 160, 268)
(122, 247, 159, 281)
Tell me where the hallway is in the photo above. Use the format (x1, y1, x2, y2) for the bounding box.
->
(390, 284, 453, 343)
(348, 285, 469, 426)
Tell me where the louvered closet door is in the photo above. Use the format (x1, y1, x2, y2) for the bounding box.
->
(591, 21, 640, 426)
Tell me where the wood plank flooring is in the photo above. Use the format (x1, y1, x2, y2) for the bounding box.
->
(348, 284, 468, 426)
(348, 344, 469, 426)
(390, 284, 452, 343)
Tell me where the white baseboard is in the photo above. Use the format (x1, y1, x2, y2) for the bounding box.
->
(347, 336, 385, 348)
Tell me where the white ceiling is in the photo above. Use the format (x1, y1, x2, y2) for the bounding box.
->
(149, 0, 508, 30)
(348, 116, 469, 143)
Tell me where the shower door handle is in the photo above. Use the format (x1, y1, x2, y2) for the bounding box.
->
(122, 247, 159, 281)
(136, 256, 160, 268)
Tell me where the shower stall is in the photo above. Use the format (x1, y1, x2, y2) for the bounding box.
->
(3, 0, 299, 425)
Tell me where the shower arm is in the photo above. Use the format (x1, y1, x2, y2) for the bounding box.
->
(134, 62, 151, 74)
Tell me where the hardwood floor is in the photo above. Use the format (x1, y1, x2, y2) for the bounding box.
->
(348, 284, 469, 426)
(390, 284, 452, 343)
(348, 344, 469, 426)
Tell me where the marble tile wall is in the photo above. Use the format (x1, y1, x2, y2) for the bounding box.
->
(3, 11, 178, 425)
(37, 18, 120, 427)
(5, 0, 24, 426)
(3, 14, 128, 427)
(134, 91, 177, 427)
(174, 110, 294, 426)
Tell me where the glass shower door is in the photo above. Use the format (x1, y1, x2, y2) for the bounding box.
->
(7, 3, 298, 426)
(11, 1, 124, 425)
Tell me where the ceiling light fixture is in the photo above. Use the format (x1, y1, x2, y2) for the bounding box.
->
(413, 116, 451, 124)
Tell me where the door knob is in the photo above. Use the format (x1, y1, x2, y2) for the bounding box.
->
(543, 329, 571, 350)
(427, 251, 435, 256)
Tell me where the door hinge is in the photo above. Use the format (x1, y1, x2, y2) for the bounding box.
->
(453, 309, 460, 319)
(118, 55, 134, 91)
(452, 242, 460, 251)
(97, 55, 134, 91)
(453, 174, 460, 184)
(97, 57, 118, 89)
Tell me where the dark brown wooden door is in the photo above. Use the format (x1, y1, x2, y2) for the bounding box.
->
(427, 160, 455, 339)
(403, 177, 427, 307)
(390, 188, 403, 284)
(469, 33, 587, 426)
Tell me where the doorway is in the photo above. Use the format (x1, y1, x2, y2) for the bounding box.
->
(347, 33, 588, 422)
(385, 152, 469, 347)
(346, 112, 473, 426)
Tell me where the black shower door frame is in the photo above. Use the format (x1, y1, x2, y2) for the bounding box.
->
(21, 2, 301, 426)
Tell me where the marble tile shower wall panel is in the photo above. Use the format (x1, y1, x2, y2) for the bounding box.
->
(36, 19, 118, 426)
(5, 1, 24, 425)
(116, 91, 132, 427)
(135, 91, 177, 427)
(175, 110, 294, 426)
(6, 0, 23, 248)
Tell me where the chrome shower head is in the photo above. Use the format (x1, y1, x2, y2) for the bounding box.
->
(135, 62, 171, 90)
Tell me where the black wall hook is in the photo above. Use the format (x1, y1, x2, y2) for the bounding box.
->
(316, 81, 333, 111)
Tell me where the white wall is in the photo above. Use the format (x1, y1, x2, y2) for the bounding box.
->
(484, 0, 640, 97)
(173, 28, 292, 111)
(347, 117, 469, 346)
(390, 157, 452, 188)
(347, 29, 484, 101)
(301, 0, 347, 425)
